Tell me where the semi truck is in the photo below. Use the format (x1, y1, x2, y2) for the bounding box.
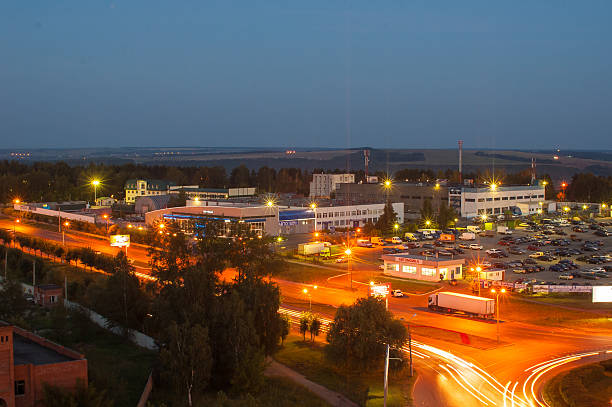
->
(298, 242, 325, 256)
(320, 244, 344, 259)
(428, 291, 495, 318)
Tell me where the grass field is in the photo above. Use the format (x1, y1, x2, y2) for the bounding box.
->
(275, 335, 416, 407)
(366, 274, 441, 294)
(542, 359, 612, 407)
(276, 261, 342, 284)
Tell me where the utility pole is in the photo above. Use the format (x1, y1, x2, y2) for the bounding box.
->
(32, 260, 36, 304)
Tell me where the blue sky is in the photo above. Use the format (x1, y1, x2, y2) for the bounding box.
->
(1, 1, 611, 149)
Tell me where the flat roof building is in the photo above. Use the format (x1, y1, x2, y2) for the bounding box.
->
(0, 323, 87, 407)
(381, 253, 465, 282)
(145, 200, 404, 236)
(450, 184, 546, 219)
(310, 173, 355, 198)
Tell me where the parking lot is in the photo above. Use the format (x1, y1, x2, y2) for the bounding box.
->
(350, 217, 612, 286)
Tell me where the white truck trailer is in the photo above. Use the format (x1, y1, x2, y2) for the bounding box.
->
(428, 291, 495, 318)
(459, 232, 476, 240)
(298, 242, 325, 256)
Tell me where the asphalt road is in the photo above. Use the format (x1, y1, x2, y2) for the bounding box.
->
(4, 216, 611, 406)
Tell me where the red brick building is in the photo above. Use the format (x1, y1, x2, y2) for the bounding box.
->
(33, 285, 62, 308)
(0, 323, 87, 407)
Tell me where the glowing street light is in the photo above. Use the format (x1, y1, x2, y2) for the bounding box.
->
(563, 206, 570, 213)
(425, 220, 431, 227)
(158, 223, 165, 229)
(481, 214, 488, 222)
(344, 248, 353, 290)
(61, 221, 70, 246)
(13, 198, 20, 204)
(384, 179, 392, 188)
(393, 223, 399, 231)
(582, 204, 588, 210)
(266, 200, 274, 207)
(490, 288, 506, 343)
(490, 183, 497, 191)
(91, 179, 101, 203)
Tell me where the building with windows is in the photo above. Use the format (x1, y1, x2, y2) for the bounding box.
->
(381, 253, 465, 282)
(124, 179, 181, 203)
(450, 184, 546, 219)
(310, 173, 355, 198)
(313, 203, 404, 231)
(335, 182, 448, 220)
(0, 323, 87, 407)
(144, 200, 404, 236)
(169, 187, 256, 200)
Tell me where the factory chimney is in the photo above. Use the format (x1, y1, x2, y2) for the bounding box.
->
(531, 157, 536, 184)
(364, 149, 370, 182)
(458, 140, 463, 184)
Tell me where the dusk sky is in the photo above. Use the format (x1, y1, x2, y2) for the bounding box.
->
(1, 1, 612, 149)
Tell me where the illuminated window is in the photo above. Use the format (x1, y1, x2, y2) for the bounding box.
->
(402, 265, 417, 274)
(421, 267, 436, 276)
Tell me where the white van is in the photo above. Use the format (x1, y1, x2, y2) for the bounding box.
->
(467, 225, 482, 233)
(390, 237, 403, 244)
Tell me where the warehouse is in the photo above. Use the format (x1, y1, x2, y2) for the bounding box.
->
(381, 253, 465, 282)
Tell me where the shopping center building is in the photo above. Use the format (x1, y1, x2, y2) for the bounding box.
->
(145, 200, 404, 236)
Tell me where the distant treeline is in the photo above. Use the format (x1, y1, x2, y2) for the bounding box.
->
(4, 159, 610, 204)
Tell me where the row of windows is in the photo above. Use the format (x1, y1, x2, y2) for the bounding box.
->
(468, 194, 544, 203)
(317, 217, 379, 226)
(316, 208, 383, 218)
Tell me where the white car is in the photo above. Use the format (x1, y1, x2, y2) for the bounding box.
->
(391, 289, 404, 297)
(469, 244, 483, 250)
(588, 267, 605, 273)
(485, 248, 501, 255)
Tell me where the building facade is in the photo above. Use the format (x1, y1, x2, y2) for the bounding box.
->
(168, 187, 256, 200)
(335, 182, 448, 220)
(381, 254, 465, 282)
(451, 185, 546, 219)
(313, 203, 404, 231)
(0, 324, 87, 407)
(310, 173, 355, 198)
(124, 179, 179, 203)
(145, 201, 404, 236)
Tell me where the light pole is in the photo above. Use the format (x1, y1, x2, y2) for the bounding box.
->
(491, 288, 506, 343)
(310, 203, 317, 232)
(302, 285, 317, 311)
(102, 214, 109, 235)
(345, 248, 352, 290)
(384, 312, 415, 407)
(62, 221, 70, 246)
(13, 219, 20, 247)
(91, 180, 100, 204)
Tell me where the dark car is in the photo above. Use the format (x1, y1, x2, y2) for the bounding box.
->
(523, 258, 537, 265)
(508, 247, 525, 255)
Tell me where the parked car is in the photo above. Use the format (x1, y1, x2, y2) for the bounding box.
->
(391, 289, 404, 297)
(559, 274, 573, 280)
(508, 247, 525, 255)
(469, 244, 483, 250)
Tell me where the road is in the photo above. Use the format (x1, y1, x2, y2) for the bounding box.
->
(5, 216, 611, 406)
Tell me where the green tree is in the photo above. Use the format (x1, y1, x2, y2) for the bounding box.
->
(0, 278, 28, 320)
(309, 316, 321, 342)
(325, 297, 407, 370)
(375, 202, 399, 237)
(280, 315, 290, 345)
(420, 198, 434, 224)
(160, 321, 212, 407)
(299, 315, 310, 341)
(42, 380, 112, 407)
(437, 204, 457, 229)
(94, 252, 150, 335)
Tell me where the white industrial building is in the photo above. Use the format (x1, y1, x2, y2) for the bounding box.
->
(310, 173, 355, 198)
(314, 202, 404, 230)
(145, 200, 403, 236)
(449, 185, 546, 219)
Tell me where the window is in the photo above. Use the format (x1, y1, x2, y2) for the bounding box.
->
(516, 196, 523, 199)
(50, 295, 56, 303)
(439, 268, 447, 277)
(402, 265, 417, 274)
(502, 197, 508, 200)
(15, 380, 25, 396)
(494, 197, 500, 201)
(509, 196, 516, 200)
(465, 198, 475, 202)
(387, 264, 399, 272)
(486, 198, 493, 202)
(478, 198, 485, 202)
(421, 267, 436, 276)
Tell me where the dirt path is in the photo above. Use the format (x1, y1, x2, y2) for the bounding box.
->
(265, 359, 358, 407)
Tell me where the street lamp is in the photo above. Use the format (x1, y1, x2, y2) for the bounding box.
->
(344, 248, 352, 290)
(13, 198, 20, 204)
(490, 183, 497, 191)
(302, 285, 317, 311)
(62, 221, 70, 246)
(102, 214, 109, 235)
(91, 180, 100, 203)
(582, 204, 588, 211)
(490, 288, 506, 343)
(310, 203, 317, 232)
(425, 220, 431, 227)
(393, 223, 399, 233)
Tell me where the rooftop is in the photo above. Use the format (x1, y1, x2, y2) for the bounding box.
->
(13, 333, 75, 366)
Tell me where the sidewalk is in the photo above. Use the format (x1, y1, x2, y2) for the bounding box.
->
(265, 359, 358, 407)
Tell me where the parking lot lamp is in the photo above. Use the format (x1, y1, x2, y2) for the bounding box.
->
(491, 288, 506, 343)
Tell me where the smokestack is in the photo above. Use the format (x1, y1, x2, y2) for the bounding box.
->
(458, 140, 463, 183)
(531, 157, 536, 184)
